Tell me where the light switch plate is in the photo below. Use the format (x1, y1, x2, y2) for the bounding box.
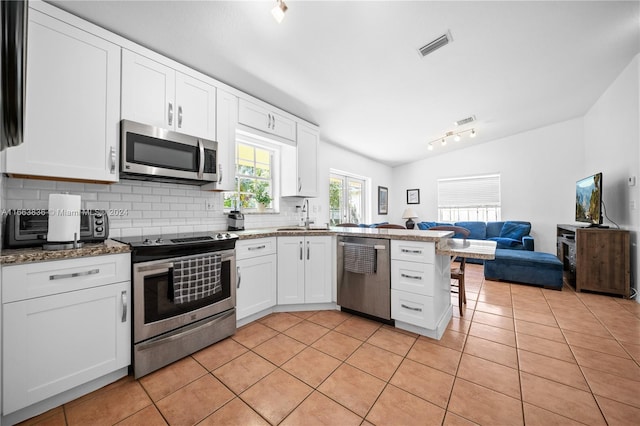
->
(629, 176, 636, 186)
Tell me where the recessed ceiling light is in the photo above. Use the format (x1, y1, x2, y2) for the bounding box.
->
(271, 0, 288, 23)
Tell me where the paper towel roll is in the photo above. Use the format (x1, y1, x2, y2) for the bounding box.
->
(47, 194, 81, 243)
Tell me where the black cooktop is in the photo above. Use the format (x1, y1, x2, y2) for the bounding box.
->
(114, 231, 238, 248)
(113, 231, 239, 262)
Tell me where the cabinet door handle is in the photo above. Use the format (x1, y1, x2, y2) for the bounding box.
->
(299, 241, 303, 260)
(401, 273, 422, 280)
(178, 105, 183, 128)
(307, 240, 310, 260)
(248, 245, 266, 251)
(110, 146, 116, 174)
(401, 249, 422, 254)
(298, 177, 302, 192)
(168, 102, 173, 126)
(121, 291, 127, 323)
(218, 163, 223, 184)
(237, 266, 241, 288)
(401, 303, 422, 312)
(272, 115, 276, 130)
(49, 268, 99, 280)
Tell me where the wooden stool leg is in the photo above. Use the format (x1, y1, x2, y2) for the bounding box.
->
(459, 276, 466, 316)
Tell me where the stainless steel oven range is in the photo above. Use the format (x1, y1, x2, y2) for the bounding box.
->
(114, 232, 237, 378)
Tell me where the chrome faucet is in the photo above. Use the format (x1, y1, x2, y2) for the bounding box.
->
(303, 199, 314, 229)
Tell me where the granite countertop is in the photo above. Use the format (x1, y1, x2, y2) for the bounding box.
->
(0, 227, 496, 266)
(0, 239, 131, 265)
(436, 238, 497, 260)
(237, 227, 496, 260)
(236, 226, 452, 242)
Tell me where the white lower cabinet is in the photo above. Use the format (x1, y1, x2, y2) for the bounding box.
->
(390, 240, 451, 339)
(2, 254, 131, 415)
(235, 238, 277, 321)
(277, 236, 332, 305)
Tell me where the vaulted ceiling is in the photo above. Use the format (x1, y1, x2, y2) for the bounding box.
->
(49, 0, 640, 166)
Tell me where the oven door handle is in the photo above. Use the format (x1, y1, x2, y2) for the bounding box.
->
(136, 262, 174, 273)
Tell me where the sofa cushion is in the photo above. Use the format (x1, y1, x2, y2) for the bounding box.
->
(359, 222, 388, 228)
(486, 222, 505, 238)
(488, 237, 523, 249)
(500, 221, 531, 240)
(454, 221, 486, 240)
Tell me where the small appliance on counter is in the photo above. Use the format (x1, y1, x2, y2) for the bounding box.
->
(3, 209, 109, 249)
(227, 210, 244, 231)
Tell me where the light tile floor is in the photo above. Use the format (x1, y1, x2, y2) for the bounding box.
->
(21, 264, 640, 425)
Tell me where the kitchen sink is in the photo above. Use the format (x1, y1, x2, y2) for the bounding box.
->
(276, 227, 328, 232)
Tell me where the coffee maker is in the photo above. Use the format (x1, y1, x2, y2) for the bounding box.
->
(227, 210, 244, 231)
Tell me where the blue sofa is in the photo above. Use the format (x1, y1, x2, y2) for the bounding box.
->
(417, 220, 534, 264)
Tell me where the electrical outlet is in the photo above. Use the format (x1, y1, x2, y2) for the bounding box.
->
(205, 199, 216, 210)
(631, 200, 637, 210)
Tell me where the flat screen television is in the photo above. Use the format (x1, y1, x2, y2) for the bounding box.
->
(575, 172, 603, 226)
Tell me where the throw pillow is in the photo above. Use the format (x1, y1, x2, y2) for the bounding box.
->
(417, 221, 437, 230)
(499, 221, 531, 240)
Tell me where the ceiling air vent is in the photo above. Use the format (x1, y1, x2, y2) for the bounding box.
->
(418, 31, 452, 57)
(454, 115, 476, 126)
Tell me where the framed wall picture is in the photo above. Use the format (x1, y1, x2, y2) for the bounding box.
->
(378, 186, 388, 215)
(407, 189, 420, 204)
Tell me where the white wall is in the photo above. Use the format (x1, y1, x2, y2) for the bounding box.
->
(584, 54, 639, 299)
(392, 118, 585, 254)
(311, 140, 393, 226)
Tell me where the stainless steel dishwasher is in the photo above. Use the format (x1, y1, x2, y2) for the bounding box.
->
(337, 236, 391, 321)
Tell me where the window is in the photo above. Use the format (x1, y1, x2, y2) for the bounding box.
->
(437, 174, 501, 222)
(329, 172, 367, 225)
(223, 141, 275, 211)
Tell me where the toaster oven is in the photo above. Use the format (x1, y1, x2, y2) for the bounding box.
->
(3, 209, 109, 248)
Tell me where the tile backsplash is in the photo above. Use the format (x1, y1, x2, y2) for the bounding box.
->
(3, 178, 302, 239)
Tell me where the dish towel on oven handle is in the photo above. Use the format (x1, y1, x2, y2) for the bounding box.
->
(343, 243, 377, 274)
(172, 253, 222, 304)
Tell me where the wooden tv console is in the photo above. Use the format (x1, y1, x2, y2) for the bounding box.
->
(556, 224, 630, 298)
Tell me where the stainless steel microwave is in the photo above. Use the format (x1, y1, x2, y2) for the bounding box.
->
(120, 120, 217, 185)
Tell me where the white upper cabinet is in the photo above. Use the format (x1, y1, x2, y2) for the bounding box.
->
(282, 123, 319, 197)
(122, 50, 216, 140)
(4, 9, 121, 182)
(214, 89, 239, 191)
(238, 98, 296, 141)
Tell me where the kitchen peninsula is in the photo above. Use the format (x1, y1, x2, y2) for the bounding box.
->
(235, 226, 497, 339)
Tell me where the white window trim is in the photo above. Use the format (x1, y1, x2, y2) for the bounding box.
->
(224, 131, 282, 213)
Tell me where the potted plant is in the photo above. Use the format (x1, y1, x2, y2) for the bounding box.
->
(252, 180, 272, 212)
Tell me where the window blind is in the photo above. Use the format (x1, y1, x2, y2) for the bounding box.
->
(438, 174, 501, 207)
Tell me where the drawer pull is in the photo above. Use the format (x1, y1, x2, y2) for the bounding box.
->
(401, 303, 423, 312)
(248, 245, 266, 251)
(401, 249, 422, 254)
(49, 268, 99, 280)
(401, 273, 422, 280)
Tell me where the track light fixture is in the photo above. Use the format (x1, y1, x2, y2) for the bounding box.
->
(271, 0, 288, 23)
(427, 128, 477, 152)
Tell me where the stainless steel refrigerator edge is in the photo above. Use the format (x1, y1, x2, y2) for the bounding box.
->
(1, 0, 28, 150)
(337, 236, 391, 320)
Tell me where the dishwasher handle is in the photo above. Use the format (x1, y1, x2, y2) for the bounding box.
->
(338, 242, 386, 250)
